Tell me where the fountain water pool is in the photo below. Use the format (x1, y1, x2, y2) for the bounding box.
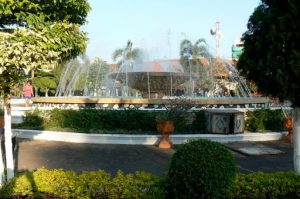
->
(32, 57, 270, 109)
(55, 58, 251, 99)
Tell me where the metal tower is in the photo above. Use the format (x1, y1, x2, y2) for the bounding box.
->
(210, 21, 222, 58)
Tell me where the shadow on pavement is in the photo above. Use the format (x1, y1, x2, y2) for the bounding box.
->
(14, 139, 293, 176)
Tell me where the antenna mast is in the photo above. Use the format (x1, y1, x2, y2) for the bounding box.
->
(210, 21, 222, 58)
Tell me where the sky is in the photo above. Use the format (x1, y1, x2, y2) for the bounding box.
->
(82, 0, 261, 63)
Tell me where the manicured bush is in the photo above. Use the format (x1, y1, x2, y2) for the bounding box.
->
(0, 168, 162, 199)
(229, 172, 300, 199)
(0, 168, 78, 198)
(75, 170, 111, 198)
(245, 109, 284, 132)
(0, 171, 37, 198)
(107, 171, 162, 199)
(76, 170, 162, 199)
(34, 167, 78, 198)
(165, 139, 237, 199)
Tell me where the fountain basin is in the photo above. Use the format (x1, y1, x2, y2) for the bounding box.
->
(32, 96, 271, 109)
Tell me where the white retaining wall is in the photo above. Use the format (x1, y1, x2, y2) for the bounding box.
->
(13, 129, 286, 145)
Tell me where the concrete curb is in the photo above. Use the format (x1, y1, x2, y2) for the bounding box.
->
(13, 129, 286, 145)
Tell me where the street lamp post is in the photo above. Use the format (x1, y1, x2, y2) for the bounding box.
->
(183, 48, 193, 96)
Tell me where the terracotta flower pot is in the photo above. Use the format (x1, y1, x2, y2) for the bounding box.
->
(283, 117, 293, 143)
(0, 116, 4, 128)
(156, 120, 174, 149)
(284, 117, 293, 130)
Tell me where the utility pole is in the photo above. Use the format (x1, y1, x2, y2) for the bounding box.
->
(167, 29, 172, 59)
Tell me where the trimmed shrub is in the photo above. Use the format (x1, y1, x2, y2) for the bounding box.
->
(132, 171, 163, 199)
(165, 139, 237, 199)
(34, 167, 78, 198)
(107, 171, 162, 199)
(0, 168, 162, 199)
(2, 167, 300, 198)
(0, 171, 37, 198)
(229, 172, 300, 199)
(0, 167, 78, 198)
(76, 170, 111, 198)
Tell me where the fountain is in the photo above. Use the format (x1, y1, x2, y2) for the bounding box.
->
(32, 34, 270, 109)
(108, 59, 194, 98)
(33, 53, 270, 109)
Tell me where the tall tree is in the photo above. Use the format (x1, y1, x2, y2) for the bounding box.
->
(0, 0, 90, 181)
(237, 0, 300, 173)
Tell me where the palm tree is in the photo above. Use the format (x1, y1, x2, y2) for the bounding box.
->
(112, 40, 143, 69)
(179, 38, 213, 96)
(179, 38, 211, 72)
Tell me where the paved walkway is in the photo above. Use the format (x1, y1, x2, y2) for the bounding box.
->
(224, 141, 293, 173)
(14, 139, 293, 176)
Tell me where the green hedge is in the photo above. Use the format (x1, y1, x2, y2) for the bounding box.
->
(0, 167, 162, 199)
(18, 108, 287, 133)
(18, 109, 207, 133)
(2, 169, 300, 199)
(229, 172, 300, 199)
(20, 109, 158, 133)
(245, 109, 285, 132)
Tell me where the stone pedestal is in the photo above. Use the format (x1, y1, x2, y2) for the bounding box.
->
(205, 109, 244, 134)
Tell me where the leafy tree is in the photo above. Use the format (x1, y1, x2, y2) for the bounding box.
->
(56, 56, 110, 97)
(0, 0, 90, 28)
(32, 70, 57, 97)
(0, 0, 90, 181)
(55, 57, 89, 96)
(85, 57, 110, 96)
(237, 0, 300, 173)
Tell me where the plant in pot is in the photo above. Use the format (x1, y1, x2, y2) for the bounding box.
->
(282, 108, 293, 143)
(156, 97, 192, 149)
(0, 108, 4, 128)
